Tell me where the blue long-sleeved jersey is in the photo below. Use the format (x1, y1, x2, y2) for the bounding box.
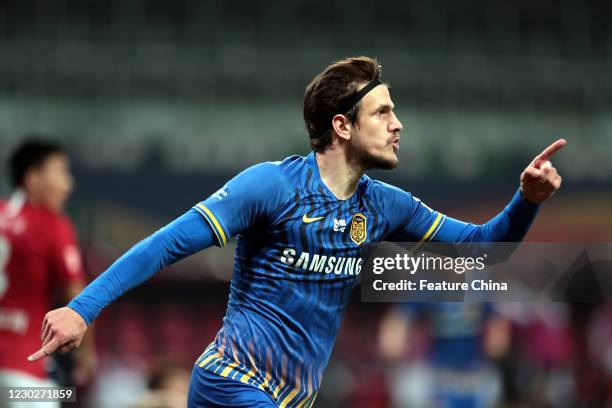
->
(69, 152, 538, 407)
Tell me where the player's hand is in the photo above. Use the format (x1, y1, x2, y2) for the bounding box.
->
(27, 307, 88, 362)
(520, 138, 566, 204)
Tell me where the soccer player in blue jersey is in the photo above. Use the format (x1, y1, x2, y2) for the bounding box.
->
(28, 56, 565, 407)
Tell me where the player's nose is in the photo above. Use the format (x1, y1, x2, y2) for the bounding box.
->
(389, 112, 403, 133)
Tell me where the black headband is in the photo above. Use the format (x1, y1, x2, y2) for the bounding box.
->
(337, 78, 382, 114)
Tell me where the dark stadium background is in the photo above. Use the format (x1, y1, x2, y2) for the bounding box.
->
(1, 0, 611, 406)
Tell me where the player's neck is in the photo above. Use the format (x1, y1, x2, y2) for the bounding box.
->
(315, 149, 363, 200)
(22, 189, 61, 214)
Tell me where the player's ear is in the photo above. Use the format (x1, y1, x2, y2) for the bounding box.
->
(331, 114, 352, 142)
(23, 168, 41, 193)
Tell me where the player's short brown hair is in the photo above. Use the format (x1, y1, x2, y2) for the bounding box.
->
(303, 56, 382, 152)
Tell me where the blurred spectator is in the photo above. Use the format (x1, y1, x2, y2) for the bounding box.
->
(130, 360, 190, 408)
(497, 303, 575, 407)
(0, 139, 95, 407)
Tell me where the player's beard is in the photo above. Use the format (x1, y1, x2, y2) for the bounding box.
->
(349, 134, 399, 171)
(367, 151, 398, 170)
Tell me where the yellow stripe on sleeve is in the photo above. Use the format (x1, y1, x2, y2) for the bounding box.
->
(428, 215, 446, 242)
(193, 205, 222, 245)
(419, 212, 443, 242)
(195, 203, 228, 246)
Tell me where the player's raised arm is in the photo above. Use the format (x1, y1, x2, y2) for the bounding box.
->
(382, 140, 566, 244)
(435, 139, 566, 242)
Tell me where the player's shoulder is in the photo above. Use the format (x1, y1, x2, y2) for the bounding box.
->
(363, 177, 414, 202)
(240, 155, 302, 185)
(248, 155, 309, 187)
(231, 156, 304, 203)
(274, 154, 310, 180)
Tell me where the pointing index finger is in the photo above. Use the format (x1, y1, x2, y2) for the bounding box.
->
(535, 138, 567, 164)
(28, 338, 60, 362)
(27, 348, 48, 362)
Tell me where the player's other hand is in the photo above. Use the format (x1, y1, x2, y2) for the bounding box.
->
(27, 307, 88, 362)
(520, 138, 566, 204)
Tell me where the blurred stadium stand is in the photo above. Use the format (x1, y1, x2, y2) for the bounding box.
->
(0, 0, 611, 180)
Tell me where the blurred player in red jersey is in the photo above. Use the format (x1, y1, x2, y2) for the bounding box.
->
(0, 139, 93, 406)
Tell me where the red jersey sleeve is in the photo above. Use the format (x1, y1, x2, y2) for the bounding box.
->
(50, 217, 85, 286)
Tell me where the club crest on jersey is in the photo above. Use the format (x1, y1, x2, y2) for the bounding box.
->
(349, 213, 367, 245)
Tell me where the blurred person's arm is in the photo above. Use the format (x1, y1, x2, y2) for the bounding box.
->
(484, 314, 512, 360)
(28, 162, 291, 361)
(378, 306, 412, 362)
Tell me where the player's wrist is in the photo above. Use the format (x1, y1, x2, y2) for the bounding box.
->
(517, 187, 541, 207)
(66, 302, 93, 327)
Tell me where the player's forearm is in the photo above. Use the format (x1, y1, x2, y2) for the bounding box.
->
(476, 188, 540, 242)
(437, 189, 539, 242)
(67, 209, 215, 325)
